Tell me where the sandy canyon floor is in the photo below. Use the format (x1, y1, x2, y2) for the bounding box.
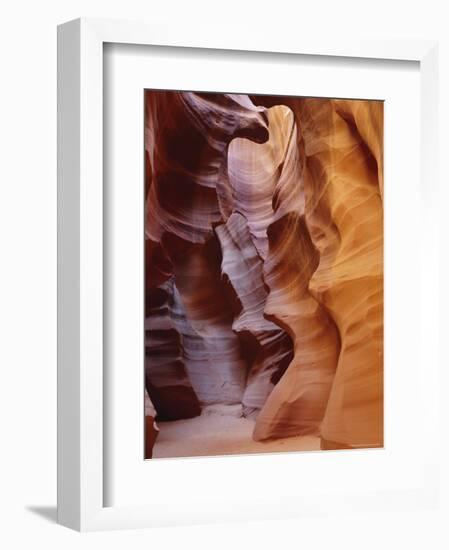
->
(152, 409, 320, 459)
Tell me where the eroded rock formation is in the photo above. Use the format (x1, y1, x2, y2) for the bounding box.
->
(145, 90, 383, 451)
(144, 389, 159, 459)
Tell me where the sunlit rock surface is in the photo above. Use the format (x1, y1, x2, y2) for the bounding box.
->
(145, 91, 383, 453)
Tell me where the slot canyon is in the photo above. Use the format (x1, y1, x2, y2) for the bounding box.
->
(144, 90, 383, 459)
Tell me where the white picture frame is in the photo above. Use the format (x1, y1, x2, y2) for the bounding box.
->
(57, 17, 439, 531)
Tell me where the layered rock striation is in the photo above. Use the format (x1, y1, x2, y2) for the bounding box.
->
(145, 91, 383, 451)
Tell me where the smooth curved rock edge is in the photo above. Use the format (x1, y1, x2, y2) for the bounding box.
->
(145, 91, 383, 450)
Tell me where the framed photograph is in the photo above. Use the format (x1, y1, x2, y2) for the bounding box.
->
(57, 18, 440, 531)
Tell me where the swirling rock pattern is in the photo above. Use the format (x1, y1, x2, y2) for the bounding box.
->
(215, 211, 294, 417)
(145, 279, 201, 420)
(145, 90, 383, 453)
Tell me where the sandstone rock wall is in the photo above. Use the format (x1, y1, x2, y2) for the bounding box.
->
(145, 91, 383, 450)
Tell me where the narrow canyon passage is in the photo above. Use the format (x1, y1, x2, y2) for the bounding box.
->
(144, 91, 383, 459)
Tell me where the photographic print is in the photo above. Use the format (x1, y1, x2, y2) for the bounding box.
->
(144, 91, 383, 459)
